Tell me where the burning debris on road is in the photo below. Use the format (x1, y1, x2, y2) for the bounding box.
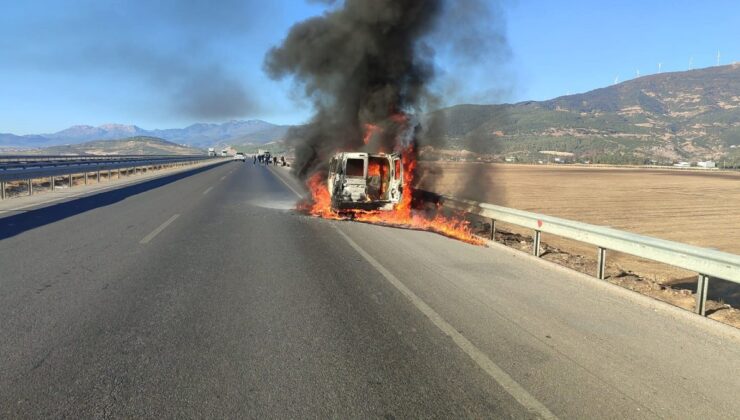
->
(265, 0, 492, 245)
(298, 121, 485, 246)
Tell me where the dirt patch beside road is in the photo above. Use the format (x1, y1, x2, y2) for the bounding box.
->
(420, 162, 740, 328)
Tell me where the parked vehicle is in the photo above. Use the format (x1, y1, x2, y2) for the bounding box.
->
(233, 152, 246, 162)
(327, 152, 403, 211)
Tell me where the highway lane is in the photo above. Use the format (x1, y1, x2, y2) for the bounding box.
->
(0, 161, 738, 418)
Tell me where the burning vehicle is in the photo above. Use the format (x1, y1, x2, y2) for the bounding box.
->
(328, 152, 403, 211)
(267, 0, 492, 245)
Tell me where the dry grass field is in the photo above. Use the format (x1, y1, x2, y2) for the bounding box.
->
(418, 162, 740, 318)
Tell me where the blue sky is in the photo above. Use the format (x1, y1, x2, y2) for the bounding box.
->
(1, 0, 738, 134)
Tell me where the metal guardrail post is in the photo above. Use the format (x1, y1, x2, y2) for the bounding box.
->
(97, 171, 101, 182)
(68, 173, 73, 188)
(0, 181, 5, 200)
(28, 179, 33, 196)
(51, 176, 55, 191)
(108, 169, 111, 180)
(597, 247, 607, 280)
(84, 172, 88, 184)
(695, 274, 709, 316)
(422, 192, 740, 323)
(490, 219, 496, 241)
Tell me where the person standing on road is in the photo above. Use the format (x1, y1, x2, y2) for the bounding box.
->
(253, 155, 257, 164)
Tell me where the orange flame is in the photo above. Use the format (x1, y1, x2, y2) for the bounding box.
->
(297, 172, 342, 220)
(299, 143, 484, 246)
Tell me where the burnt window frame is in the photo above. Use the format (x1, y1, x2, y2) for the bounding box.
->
(345, 158, 365, 178)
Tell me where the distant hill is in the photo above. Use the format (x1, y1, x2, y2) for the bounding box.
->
(149, 120, 291, 148)
(424, 64, 740, 163)
(5, 65, 740, 163)
(22, 136, 203, 156)
(47, 123, 148, 142)
(0, 133, 61, 149)
(223, 125, 292, 146)
(0, 120, 289, 150)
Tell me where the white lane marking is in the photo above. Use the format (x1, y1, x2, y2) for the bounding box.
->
(332, 225, 558, 420)
(140, 214, 180, 244)
(203, 186, 214, 195)
(266, 150, 552, 418)
(220, 176, 226, 181)
(269, 167, 305, 199)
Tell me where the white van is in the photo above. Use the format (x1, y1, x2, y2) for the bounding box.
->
(327, 152, 403, 211)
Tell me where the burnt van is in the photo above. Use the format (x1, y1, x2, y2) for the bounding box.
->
(328, 152, 403, 211)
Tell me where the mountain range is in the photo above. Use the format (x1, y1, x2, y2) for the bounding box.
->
(28, 136, 203, 156)
(0, 120, 291, 150)
(424, 64, 740, 163)
(3, 65, 740, 162)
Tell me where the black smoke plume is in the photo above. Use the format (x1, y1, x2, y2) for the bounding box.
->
(265, 0, 443, 178)
(266, 0, 511, 186)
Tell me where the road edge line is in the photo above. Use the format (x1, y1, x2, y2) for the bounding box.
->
(331, 224, 558, 420)
(267, 166, 305, 199)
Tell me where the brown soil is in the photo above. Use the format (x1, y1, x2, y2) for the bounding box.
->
(420, 162, 740, 329)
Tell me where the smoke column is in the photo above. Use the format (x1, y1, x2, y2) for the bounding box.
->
(265, 0, 443, 178)
(266, 0, 511, 205)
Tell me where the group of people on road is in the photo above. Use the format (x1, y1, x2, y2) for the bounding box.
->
(253, 154, 287, 167)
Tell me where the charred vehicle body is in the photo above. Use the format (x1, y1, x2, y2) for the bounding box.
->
(328, 152, 403, 211)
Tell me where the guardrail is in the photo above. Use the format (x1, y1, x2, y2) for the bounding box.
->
(425, 191, 740, 317)
(0, 155, 221, 200)
(0, 154, 202, 163)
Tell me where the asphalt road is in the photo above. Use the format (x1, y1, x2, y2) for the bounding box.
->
(0, 161, 738, 418)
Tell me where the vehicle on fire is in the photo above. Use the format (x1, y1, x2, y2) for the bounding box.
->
(328, 152, 403, 211)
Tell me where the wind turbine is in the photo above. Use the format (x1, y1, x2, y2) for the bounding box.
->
(614, 75, 620, 85)
(717, 50, 721, 66)
(636, 69, 641, 77)
(658, 62, 662, 73)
